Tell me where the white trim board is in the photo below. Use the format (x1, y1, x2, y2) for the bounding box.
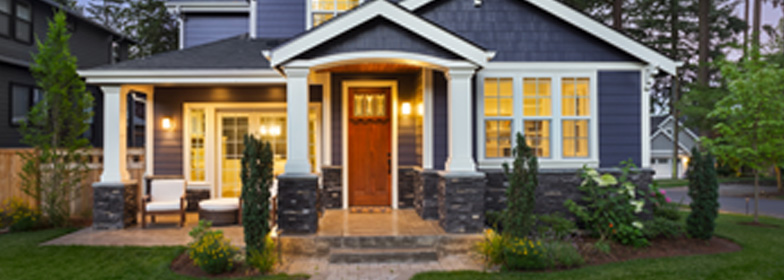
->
(165, 1, 250, 13)
(269, 0, 491, 68)
(78, 69, 284, 85)
(399, 0, 679, 75)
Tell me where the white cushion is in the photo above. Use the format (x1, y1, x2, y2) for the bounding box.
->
(151, 179, 185, 202)
(145, 201, 181, 212)
(200, 198, 240, 211)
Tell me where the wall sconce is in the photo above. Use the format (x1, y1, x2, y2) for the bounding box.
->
(259, 125, 268, 135)
(270, 125, 281, 136)
(417, 103, 424, 115)
(162, 117, 173, 130)
(401, 102, 412, 115)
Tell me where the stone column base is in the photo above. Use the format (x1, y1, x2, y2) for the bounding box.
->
(438, 172, 486, 233)
(93, 181, 138, 230)
(416, 170, 440, 220)
(278, 174, 319, 234)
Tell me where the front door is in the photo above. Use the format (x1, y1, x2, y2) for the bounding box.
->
(348, 87, 392, 206)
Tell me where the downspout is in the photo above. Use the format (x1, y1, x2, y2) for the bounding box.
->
(176, 5, 185, 49)
(249, 0, 257, 39)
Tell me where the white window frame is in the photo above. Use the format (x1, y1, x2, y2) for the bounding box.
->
(305, 0, 364, 29)
(477, 69, 599, 169)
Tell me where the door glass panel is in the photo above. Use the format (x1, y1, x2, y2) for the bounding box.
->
(221, 116, 248, 198)
(353, 92, 387, 118)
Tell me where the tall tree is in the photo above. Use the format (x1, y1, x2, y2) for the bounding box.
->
(613, 0, 624, 30)
(698, 0, 710, 87)
(751, 0, 784, 55)
(86, 0, 178, 58)
(85, 0, 128, 33)
(20, 10, 94, 227)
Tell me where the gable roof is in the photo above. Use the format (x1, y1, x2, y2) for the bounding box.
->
(400, 0, 679, 75)
(650, 115, 700, 153)
(269, 0, 493, 68)
(37, 0, 131, 41)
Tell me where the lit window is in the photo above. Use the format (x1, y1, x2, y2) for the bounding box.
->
(484, 78, 513, 117)
(523, 78, 551, 116)
(524, 120, 550, 158)
(310, 0, 359, 27)
(485, 120, 512, 158)
(189, 109, 206, 182)
(563, 120, 589, 158)
(562, 77, 590, 116)
(258, 116, 287, 175)
(353, 93, 386, 117)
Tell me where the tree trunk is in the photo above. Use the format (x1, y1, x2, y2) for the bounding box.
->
(753, 0, 762, 53)
(744, 0, 750, 59)
(698, 0, 710, 87)
(670, 0, 680, 180)
(613, 0, 623, 30)
(776, 165, 782, 192)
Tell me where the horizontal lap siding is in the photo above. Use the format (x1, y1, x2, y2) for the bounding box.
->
(257, 0, 305, 38)
(599, 71, 642, 168)
(184, 14, 249, 48)
(416, 0, 638, 62)
(433, 71, 447, 170)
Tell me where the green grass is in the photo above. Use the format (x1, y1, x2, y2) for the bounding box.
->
(654, 178, 689, 188)
(0, 229, 301, 280)
(413, 214, 784, 280)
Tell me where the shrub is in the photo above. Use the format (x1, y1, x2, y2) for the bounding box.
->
(643, 217, 683, 239)
(241, 134, 274, 269)
(188, 220, 239, 274)
(247, 234, 277, 273)
(485, 210, 503, 231)
(477, 229, 506, 266)
(536, 213, 576, 240)
(2, 198, 42, 232)
(686, 148, 719, 240)
(564, 161, 649, 248)
(542, 241, 584, 268)
(654, 203, 682, 222)
(502, 133, 538, 238)
(503, 236, 548, 270)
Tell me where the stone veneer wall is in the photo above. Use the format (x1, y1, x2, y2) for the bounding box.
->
(186, 189, 211, 212)
(483, 168, 655, 218)
(438, 173, 486, 233)
(322, 166, 342, 209)
(92, 181, 139, 230)
(398, 166, 420, 208)
(415, 170, 440, 220)
(278, 175, 319, 234)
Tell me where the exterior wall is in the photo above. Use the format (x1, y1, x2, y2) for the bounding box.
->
(598, 71, 642, 168)
(432, 70, 448, 170)
(300, 18, 459, 60)
(257, 0, 305, 38)
(183, 13, 249, 48)
(416, 0, 639, 62)
(329, 72, 421, 166)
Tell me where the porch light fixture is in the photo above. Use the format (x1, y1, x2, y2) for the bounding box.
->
(270, 125, 281, 137)
(162, 117, 173, 130)
(417, 103, 424, 115)
(401, 102, 412, 115)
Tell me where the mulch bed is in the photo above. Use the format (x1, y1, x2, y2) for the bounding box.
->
(170, 252, 262, 278)
(579, 236, 741, 266)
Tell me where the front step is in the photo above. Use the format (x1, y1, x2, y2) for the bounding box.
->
(328, 248, 439, 263)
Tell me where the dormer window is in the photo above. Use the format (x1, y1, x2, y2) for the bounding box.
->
(309, 0, 359, 28)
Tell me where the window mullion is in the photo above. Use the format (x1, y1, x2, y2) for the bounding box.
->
(553, 74, 562, 160)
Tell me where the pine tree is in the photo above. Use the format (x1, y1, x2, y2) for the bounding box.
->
(686, 148, 719, 239)
(241, 134, 273, 259)
(502, 133, 538, 238)
(20, 10, 94, 227)
(122, 0, 178, 58)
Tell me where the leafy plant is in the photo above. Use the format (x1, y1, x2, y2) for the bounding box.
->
(643, 217, 684, 239)
(686, 148, 719, 240)
(485, 210, 503, 232)
(535, 213, 576, 240)
(241, 134, 274, 269)
(502, 133, 538, 238)
(187, 220, 239, 274)
(477, 229, 506, 267)
(503, 236, 548, 271)
(542, 241, 584, 268)
(247, 234, 277, 274)
(564, 161, 649, 248)
(2, 198, 43, 232)
(19, 10, 94, 228)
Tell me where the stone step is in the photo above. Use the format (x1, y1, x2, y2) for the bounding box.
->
(328, 248, 439, 263)
(320, 235, 441, 249)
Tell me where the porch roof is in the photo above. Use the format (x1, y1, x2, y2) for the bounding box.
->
(88, 35, 284, 71)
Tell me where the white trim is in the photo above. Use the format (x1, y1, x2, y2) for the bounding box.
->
(476, 69, 599, 169)
(341, 80, 399, 209)
(100, 85, 130, 183)
(144, 89, 155, 187)
(641, 66, 653, 168)
(399, 0, 679, 75)
(270, 0, 490, 67)
(305, 0, 312, 29)
(287, 51, 476, 71)
(422, 69, 434, 170)
(165, 2, 250, 13)
(310, 72, 332, 166)
(79, 69, 284, 85)
(249, 0, 257, 39)
(485, 62, 646, 71)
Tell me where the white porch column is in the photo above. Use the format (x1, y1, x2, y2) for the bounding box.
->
(100, 85, 130, 182)
(444, 67, 478, 173)
(284, 67, 313, 175)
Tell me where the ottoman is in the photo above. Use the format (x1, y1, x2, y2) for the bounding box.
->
(198, 198, 240, 226)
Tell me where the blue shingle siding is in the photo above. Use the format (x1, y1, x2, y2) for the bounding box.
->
(184, 14, 249, 48)
(598, 71, 642, 168)
(433, 70, 448, 170)
(257, 0, 306, 38)
(300, 18, 460, 60)
(416, 0, 639, 62)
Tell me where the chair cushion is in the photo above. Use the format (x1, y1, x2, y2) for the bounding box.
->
(151, 179, 185, 202)
(199, 198, 240, 212)
(145, 201, 182, 212)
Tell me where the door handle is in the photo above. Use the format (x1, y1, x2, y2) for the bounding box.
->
(387, 153, 391, 175)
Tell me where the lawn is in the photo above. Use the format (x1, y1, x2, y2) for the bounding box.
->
(413, 214, 784, 280)
(0, 229, 300, 280)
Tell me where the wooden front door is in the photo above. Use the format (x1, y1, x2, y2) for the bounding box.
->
(348, 87, 392, 206)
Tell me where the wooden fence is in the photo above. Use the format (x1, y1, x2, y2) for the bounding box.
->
(0, 148, 145, 219)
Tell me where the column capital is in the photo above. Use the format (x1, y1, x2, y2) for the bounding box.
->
(445, 67, 476, 80)
(284, 66, 311, 78)
(99, 85, 122, 95)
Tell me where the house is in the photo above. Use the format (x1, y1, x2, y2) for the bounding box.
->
(650, 115, 700, 179)
(80, 0, 678, 233)
(0, 0, 132, 148)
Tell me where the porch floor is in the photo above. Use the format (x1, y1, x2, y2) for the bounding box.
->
(317, 209, 444, 236)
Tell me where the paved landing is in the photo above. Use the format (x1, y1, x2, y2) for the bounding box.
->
(278, 255, 485, 280)
(317, 209, 444, 236)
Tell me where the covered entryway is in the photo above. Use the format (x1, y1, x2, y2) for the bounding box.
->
(348, 86, 392, 206)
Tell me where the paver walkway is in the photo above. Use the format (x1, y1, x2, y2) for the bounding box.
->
(667, 184, 784, 219)
(277, 255, 485, 280)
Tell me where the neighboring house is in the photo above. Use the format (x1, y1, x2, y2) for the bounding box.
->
(80, 0, 678, 234)
(0, 0, 132, 148)
(650, 115, 700, 179)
